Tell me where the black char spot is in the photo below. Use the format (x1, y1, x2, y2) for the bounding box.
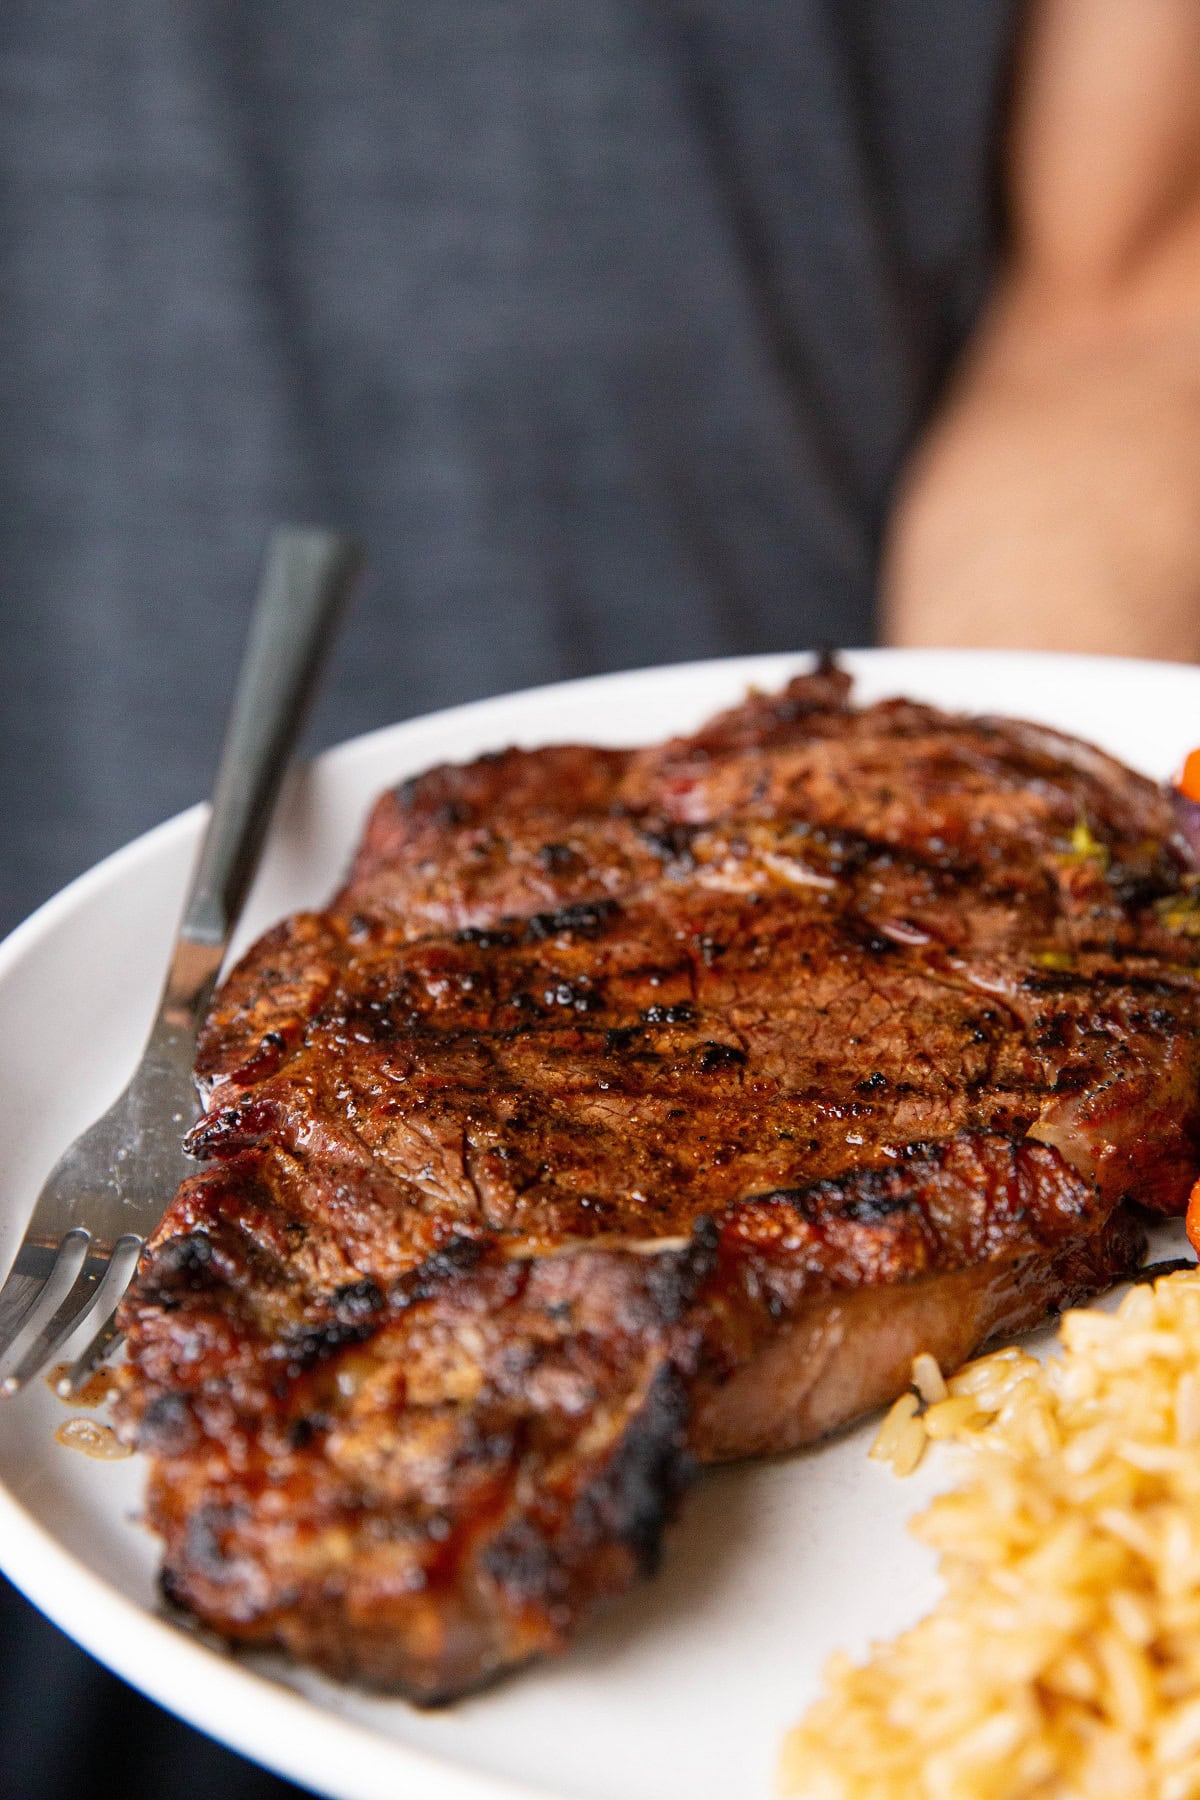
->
(523, 900, 618, 943)
(281, 1317, 376, 1371)
(481, 1520, 568, 1607)
(641, 1002, 696, 1026)
(394, 1236, 487, 1307)
(544, 980, 602, 1012)
(136, 1392, 200, 1456)
(643, 1218, 718, 1324)
(287, 1414, 329, 1451)
(639, 823, 697, 867)
(856, 1071, 888, 1094)
(570, 1362, 696, 1578)
(453, 925, 517, 948)
(757, 1172, 919, 1226)
(184, 1503, 245, 1586)
(333, 1279, 384, 1320)
(152, 1231, 215, 1290)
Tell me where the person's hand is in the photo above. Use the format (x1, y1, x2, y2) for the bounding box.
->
(883, 0, 1200, 663)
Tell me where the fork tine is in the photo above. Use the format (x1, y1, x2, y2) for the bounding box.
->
(0, 1231, 88, 1364)
(0, 1270, 53, 1358)
(54, 1237, 143, 1399)
(57, 1314, 125, 1401)
(0, 1243, 112, 1396)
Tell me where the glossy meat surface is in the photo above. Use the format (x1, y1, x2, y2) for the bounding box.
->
(117, 665, 1200, 1698)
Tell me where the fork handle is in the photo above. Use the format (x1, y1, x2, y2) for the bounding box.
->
(162, 527, 363, 1030)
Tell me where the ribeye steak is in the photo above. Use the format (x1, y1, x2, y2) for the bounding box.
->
(115, 663, 1200, 1700)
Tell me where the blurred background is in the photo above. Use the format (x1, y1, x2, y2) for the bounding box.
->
(3, 2, 1199, 1794)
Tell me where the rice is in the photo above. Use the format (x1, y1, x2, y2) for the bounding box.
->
(913, 1351, 950, 1406)
(867, 1391, 927, 1478)
(780, 1270, 1200, 1799)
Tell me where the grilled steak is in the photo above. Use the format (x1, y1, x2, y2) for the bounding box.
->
(116, 663, 1200, 1701)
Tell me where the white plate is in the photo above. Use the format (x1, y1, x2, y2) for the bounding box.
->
(0, 648, 1196, 1800)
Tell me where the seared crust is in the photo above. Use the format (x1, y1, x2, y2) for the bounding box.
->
(118, 1134, 1141, 1696)
(694, 1136, 1145, 1459)
(125, 1235, 712, 1703)
(118, 666, 1200, 1700)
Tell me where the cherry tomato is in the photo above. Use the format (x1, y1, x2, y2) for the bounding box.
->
(1178, 748, 1200, 804)
(1187, 1175, 1200, 1258)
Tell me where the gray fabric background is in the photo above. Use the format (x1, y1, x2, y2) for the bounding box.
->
(0, 4, 1014, 1794)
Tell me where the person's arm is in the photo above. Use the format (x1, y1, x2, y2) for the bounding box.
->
(882, 0, 1200, 660)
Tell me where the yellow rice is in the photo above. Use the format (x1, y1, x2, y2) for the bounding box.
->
(780, 1270, 1200, 1799)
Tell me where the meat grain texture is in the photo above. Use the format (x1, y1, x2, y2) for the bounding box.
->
(115, 664, 1200, 1701)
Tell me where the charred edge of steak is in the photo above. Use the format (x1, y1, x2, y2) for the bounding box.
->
(714, 1132, 1109, 1302)
(116, 1133, 1133, 1699)
(648, 661, 855, 760)
(691, 1167, 1149, 1465)
(119, 1233, 714, 1703)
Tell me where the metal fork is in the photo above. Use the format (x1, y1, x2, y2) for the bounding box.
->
(0, 527, 362, 1399)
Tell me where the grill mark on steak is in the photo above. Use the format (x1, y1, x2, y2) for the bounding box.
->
(119, 665, 1200, 1702)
